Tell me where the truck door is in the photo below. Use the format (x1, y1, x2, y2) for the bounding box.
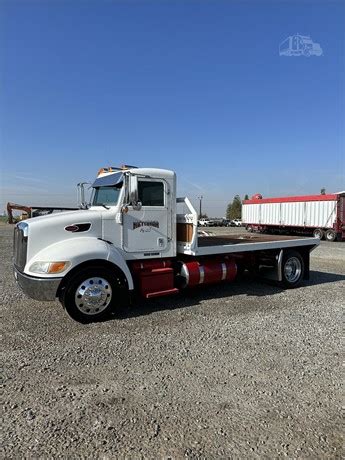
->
(122, 178, 170, 254)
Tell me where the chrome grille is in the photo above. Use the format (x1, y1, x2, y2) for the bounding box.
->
(13, 223, 28, 271)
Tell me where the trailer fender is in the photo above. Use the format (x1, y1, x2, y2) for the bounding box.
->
(25, 237, 134, 290)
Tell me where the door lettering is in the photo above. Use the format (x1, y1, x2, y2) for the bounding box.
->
(133, 220, 160, 230)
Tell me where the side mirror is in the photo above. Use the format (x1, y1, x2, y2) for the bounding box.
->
(129, 175, 142, 210)
(133, 201, 142, 211)
(77, 182, 92, 209)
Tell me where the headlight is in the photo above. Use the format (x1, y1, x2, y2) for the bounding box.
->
(30, 261, 71, 274)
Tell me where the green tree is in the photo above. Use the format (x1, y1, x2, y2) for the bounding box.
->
(226, 195, 242, 220)
(244, 194, 249, 200)
(226, 202, 232, 220)
(320, 188, 326, 195)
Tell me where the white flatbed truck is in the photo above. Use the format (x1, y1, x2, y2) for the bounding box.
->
(13, 166, 320, 322)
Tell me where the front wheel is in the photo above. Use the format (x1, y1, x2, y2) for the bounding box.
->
(281, 250, 304, 288)
(60, 266, 125, 323)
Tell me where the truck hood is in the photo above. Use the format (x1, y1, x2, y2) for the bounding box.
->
(24, 208, 105, 264)
(26, 208, 95, 224)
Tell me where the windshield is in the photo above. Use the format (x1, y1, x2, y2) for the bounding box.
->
(92, 183, 123, 206)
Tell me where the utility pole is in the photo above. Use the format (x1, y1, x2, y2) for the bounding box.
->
(198, 195, 203, 218)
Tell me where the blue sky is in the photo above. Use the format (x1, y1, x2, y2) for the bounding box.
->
(1, 0, 344, 216)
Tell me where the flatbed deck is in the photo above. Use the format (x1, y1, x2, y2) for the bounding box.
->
(178, 233, 319, 256)
(197, 233, 304, 246)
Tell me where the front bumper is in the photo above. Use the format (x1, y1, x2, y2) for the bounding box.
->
(14, 267, 62, 301)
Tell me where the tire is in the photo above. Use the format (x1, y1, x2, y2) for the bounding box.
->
(281, 250, 304, 288)
(60, 266, 126, 323)
(325, 229, 336, 242)
(313, 228, 324, 239)
(247, 226, 253, 232)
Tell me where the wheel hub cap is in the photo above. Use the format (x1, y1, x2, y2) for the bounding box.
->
(75, 277, 112, 315)
(284, 257, 302, 283)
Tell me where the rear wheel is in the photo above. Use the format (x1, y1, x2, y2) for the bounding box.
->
(313, 228, 324, 239)
(325, 229, 336, 242)
(60, 266, 126, 323)
(281, 250, 304, 288)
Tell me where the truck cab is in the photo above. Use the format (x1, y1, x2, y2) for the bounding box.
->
(91, 167, 176, 258)
(13, 167, 176, 319)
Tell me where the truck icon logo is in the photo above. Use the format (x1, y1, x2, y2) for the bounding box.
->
(279, 33, 323, 57)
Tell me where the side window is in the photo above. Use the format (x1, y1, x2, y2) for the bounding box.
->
(138, 181, 164, 206)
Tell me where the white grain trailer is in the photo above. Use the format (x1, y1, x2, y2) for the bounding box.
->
(242, 192, 345, 242)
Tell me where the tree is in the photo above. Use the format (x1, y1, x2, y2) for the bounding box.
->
(320, 188, 326, 195)
(226, 202, 232, 220)
(244, 194, 249, 200)
(226, 195, 242, 220)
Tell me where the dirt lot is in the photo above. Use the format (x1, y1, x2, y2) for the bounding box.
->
(1, 224, 344, 458)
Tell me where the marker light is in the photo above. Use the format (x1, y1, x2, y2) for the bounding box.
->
(30, 261, 71, 274)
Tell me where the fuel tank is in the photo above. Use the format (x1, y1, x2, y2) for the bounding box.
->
(178, 259, 237, 288)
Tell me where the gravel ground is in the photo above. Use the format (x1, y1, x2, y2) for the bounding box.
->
(1, 224, 344, 458)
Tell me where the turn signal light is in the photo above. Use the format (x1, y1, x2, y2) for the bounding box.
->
(49, 262, 69, 273)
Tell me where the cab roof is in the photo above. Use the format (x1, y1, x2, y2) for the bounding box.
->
(93, 167, 175, 187)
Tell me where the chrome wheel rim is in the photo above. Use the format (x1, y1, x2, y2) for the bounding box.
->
(75, 277, 112, 315)
(284, 257, 302, 283)
(326, 232, 334, 241)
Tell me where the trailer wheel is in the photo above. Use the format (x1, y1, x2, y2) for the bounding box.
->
(60, 266, 124, 323)
(313, 228, 324, 239)
(281, 250, 304, 288)
(325, 229, 336, 242)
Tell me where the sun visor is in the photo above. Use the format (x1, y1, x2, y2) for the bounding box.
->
(92, 172, 123, 187)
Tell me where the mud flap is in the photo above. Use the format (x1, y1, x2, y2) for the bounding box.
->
(258, 249, 283, 282)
